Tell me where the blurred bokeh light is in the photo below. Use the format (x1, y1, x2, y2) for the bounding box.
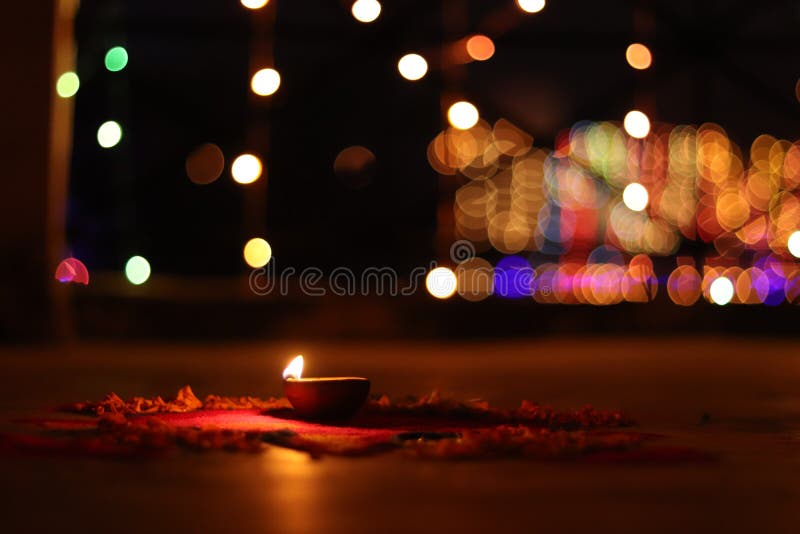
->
(494, 256, 533, 298)
(240, 0, 269, 9)
(333, 146, 376, 189)
(623, 183, 649, 212)
(251, 68, 281, 96)
(466, 35, 495, 61)
(456, 257, 493, 302)
(243, 238, 272, 268)
(351, 0, 381, 23)
(96, 121, 122, 148)
(447, 101, 479, 130)
(625, 43, 652, 70)
(397, 54, 428, 81)
(788, 231, 800, 259)
(623, 110, 650, 138)
(56, 72, 79, 98)
(186, 143, 225, 185)
(104, 46, 128, 72)
(231, 154, 263, 184)
(125, 256, 151, 286)
(54, 258, 89, 285)
(517, 0, 546, 14)
(709, 277, 734, 305)
(426, 267, 457, 299)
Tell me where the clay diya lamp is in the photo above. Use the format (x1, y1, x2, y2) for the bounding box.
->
(282, 355, 370, 421)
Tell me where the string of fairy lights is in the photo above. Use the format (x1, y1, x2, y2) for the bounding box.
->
(54, 1, 800, 308)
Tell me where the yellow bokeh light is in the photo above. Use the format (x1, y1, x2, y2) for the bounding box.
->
(241, 0, 269, 9)
(517, 0, 545, 13)
(397, 54, 428, 81)
(231, 154, 263, 184)
(623, 183, 649, 212)
(125, 256, 151, 285)
(709, 277, 734, 305)
(351, 0, 381, 23)
(97, 121, 122, 148)
(251, 68, 281, 96)
(625, 43, 652, 70)
(447, 101, 479, 130)
(788, 230, 800, 258)
(56, 71, 80, 98)
(425, 267, 457, 299)
(466, 35, 495, 61)
(243, 238, 273, 268)
(623, 110, 650, 139)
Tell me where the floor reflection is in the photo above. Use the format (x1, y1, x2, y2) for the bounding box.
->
(259, 447, 319, 532)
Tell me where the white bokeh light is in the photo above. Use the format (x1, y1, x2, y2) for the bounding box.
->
(351, 0, 381, 23)
(447, 101, 479, 130)
(788, 231, 800, 258)
(97, 121, 122, 148)
(125, 256, 151, 286)
(241, 0, 269, 9)
(397, 54, 428, 81)
(623, 183, 649, 212)
(624, 110, 651, 139)
(709, 277, 734, 306)
(517, 0, 546, 13)
(231, 154, 263, 184)
(251, 68, 281, 96)
(426, 267, 457, 299)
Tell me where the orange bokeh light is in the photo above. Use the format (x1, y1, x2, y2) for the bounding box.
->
(625, 43, 652, 70)
(466, 35, 495, 61)
(667, 265, 702, 306)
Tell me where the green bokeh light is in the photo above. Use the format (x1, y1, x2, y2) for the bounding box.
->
(104, 46, 129, 72)
(125, 256, 151, 285)
(56, 71, 80, 98)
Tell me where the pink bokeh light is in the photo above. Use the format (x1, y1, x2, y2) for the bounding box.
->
(54, 257, 89, 285)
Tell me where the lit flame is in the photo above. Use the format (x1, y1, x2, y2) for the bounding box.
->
(283, 355, 304, 380)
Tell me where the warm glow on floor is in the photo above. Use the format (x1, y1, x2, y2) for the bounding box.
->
(447, 101, 479, 130)
(625, 43, 652, 70)
(517, 0, 545, 14)
(623, 183, 649, 212)
(623, 110, 651, 138)
(426, 267, 458, 299)
(397, 54, 428, 81)
(251, 68, 281, 96)
(231, 154, 263, 184)
(351, 0, 381, 23)
(243, 238, 272, 268)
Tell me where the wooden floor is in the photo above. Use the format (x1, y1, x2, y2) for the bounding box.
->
(1, 337, 799, 533)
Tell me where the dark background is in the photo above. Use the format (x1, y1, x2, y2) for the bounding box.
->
(66, 0, 800, 274)
(1, 0, 799, 341)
